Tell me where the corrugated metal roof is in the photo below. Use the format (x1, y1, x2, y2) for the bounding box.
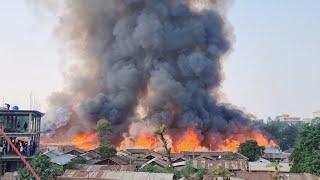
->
(181, 151, 225, 158)
(235, 172, 320, 180)
(248, 162, 290, 172)
(80, 150, 101, 160)
(263, 153, 290, 160)
(58, 170, 174, 180)
(62, 146, 85, 154)
(51, 154, 77, 166)
(125, 149, 153, 155)
(76, 164, 136, 171)
(42, 149, 64, 159)
(94, 155, 131, 165)
(193, 159, 247, 171)
(141, 157, 169, 169)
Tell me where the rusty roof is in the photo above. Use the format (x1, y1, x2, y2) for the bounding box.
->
(235, 172, 320, 180)
(248, 162, 290, 172)
(193, 159, 247, 171)
(141, 157, 169, 169)
(181, 151, 225, 157)
(125, 149, 153, 154)
(62, 146, 85, 154)
(58, 170, 174, 180)
(94, 155, 131, 165)
(76, 164, 136, 171)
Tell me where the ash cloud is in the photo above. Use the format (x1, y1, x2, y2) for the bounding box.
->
(41, 0, 254, 146)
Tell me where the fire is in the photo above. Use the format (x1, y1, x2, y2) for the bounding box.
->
(71, 131, 98, 151)
(43, 129, 276, 153)
(117, 127, 277, 153)
(117, 133, 162, 151)
(41, 131, 98, 151)
(217, 131, 277, 152)
(134, 133, 160, 149)
(173, 128, 208, 152)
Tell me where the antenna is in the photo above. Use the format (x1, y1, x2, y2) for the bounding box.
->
(30, 92, 33, 110)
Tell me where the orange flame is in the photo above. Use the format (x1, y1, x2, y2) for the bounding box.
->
(217, 131, 277, 152)
(117, 128, 276, 153)
(134, 133, 160, 149)
(71, 131, 98, 151)
(41, 131, 98, 151)
(42, 128, 276, 153)
(173, 128, 208, 152)
(117, 133, 161, 151)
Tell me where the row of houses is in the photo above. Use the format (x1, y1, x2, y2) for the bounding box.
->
(32, 146, 319, 180)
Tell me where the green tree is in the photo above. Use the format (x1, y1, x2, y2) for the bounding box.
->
(212, 167, 230, 180)
(264, 121, 302, 150)
(196, 168, 208, 179)
(221, 152, 234, 160)
(238, 140, 264, 161)
(154, 124, 173, 168)
(139, 165, 181, 178)
(96, 118, 116, 158)
(18, 156, 64, 180)
(64, 157, 87, 170)
(180, 160, 195, 178)
(290, 123, 320, 176)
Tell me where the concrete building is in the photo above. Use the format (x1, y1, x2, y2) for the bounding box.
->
(0, 109, 42, 175)
(313, 111, 320, 119)
(275, 114, 304, 125)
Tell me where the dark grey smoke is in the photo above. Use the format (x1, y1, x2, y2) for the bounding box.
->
(43, 0, 253, 146)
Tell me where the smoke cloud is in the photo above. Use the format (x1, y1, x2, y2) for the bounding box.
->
(42, 0, 256, 147)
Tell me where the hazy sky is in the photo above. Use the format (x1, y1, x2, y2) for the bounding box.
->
(0, 1, 319, 119)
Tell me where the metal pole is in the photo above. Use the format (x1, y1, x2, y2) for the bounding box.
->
(0, 127, 40, 180)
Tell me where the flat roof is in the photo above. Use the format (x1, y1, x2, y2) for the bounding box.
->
(0, 110, 44, 117)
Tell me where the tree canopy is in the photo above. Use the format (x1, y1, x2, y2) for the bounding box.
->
(96, 118, 116, 158)
(18, 156, 64, 180)
(263, 120, 302, 150)
(290, 122, 320, 176)
(238, 140, 264, 161)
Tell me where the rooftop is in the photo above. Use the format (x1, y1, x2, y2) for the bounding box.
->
(0, 110, 43, 116)
(58, 170, 174, 180)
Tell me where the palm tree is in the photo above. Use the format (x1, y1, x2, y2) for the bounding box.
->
(154, 124, 173, 168)
(267, 161, 283, 180)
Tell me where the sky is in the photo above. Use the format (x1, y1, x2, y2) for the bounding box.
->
(0, 0, 319, 119)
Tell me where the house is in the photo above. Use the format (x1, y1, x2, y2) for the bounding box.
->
(123, 149, 153, 158)
(255, 157, 271, 163)
(41, 149, 64, 159)
(50, 154, 77, 166)
(140, 157, 169, 169)
(76, 164, 136, 171)
(58, 170, 174, 180)
(195, 154, 218, 161)
(172, 154, 187, 163)
(234, 172, 320, 180)
(262, 152, 290, 162)
(248, 162, 290, 172)
(180, 151, 226, 160)
(193, 159, 248, 171)
(62, 146, 85, 156)
(264, 147, 282, 154)
(80, 149, 101, 163)
(94, 155, 131, 165)
(144, 152, 163, 160)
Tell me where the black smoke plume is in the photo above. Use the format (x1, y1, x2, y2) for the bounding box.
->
(42, 0, 257, 147)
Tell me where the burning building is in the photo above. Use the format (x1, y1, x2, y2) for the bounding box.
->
(40, 0, 276, 152)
